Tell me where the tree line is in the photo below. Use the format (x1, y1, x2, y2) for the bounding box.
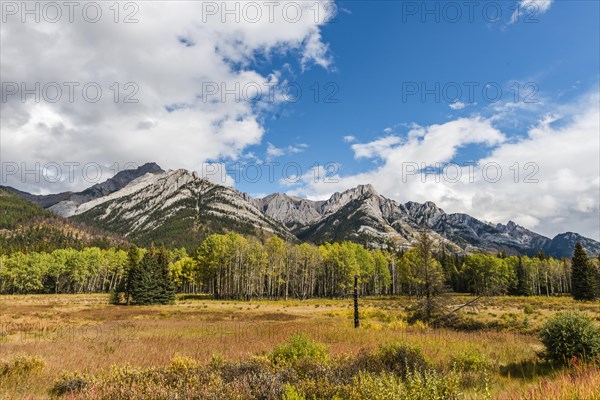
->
(2, 232, 598, 300)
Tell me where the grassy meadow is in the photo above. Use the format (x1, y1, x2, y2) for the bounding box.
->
(1, 294, 599, 399)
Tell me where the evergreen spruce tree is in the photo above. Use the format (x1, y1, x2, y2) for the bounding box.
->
(124, 246, 141, 305)
(155, 248, 176, 304)
(110, 245, 140, 304)
(514, 257, 531, 296)
(128, 247, 153, 305)
(439, 249, 452, 285)
(571, 243, 597, 301)
(128, 246, 176, 305)
(597, 254, 600, 298)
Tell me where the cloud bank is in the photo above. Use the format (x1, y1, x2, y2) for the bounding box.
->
(1, 1, 335, 193)
(288, 92, 600, 240)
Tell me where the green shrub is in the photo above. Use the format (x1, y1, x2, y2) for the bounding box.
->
(336, 343, 430, 381)
(269, 333, 329, 365)
(283, 384, 306, 400)
(450, 349, 493, 390)
(402, 369, 461, 400)
(523, 304, 534, 314)
(44, 342, 463, 400)
(349, 371, 461, 400)
(350, 372, 405, 400)
(374, 342, 429, 377)
(540, 311, 600, 364)
(0, 354, 45, 377)
(451, 350, 492, 372)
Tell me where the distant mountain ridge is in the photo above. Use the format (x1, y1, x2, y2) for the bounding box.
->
(258, 185, 599, 257)
(4, 163, 599, 257)
(70, 168, 295, 248)
(1, 162, 163, 212)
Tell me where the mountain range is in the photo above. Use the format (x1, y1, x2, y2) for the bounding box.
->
(2, 163, 599, 258)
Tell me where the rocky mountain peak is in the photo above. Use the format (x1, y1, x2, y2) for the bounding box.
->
(322, 184, 379, 213)
(403, 201, 445, 227)
(255, 193, 324, 229)
(496, 220, 520, 233)
(542, 232, 600, 258)
(356, 184, 377, 196)
(138, 162, 162, 173)
(559, 232, 578, 239)
(8, 164, 599, 257)
(423, 201, 439, 209)
(79, 162, 164, 198)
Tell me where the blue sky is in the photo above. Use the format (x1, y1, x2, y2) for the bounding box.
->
(2, 0, 599, 239)
(234, 0, 599, 196)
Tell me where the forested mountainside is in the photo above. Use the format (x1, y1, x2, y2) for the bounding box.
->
(0, 188, 126, 253)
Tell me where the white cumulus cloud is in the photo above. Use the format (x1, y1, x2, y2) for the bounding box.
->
(289, 92, 600, 240)
(449, 101, 466, 110)
(510, 0, 554, 24)
(1, 1, 335, 194)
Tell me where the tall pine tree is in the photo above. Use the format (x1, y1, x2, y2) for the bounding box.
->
(571, 243, 597, 301)
(597, 254, 600, 298)
(128, 247, 176, 305)
(124, 246, 141, 305)
(110, 245, 141, 305)
(514, 257, 532, 296)
(155, 248, 176, 304)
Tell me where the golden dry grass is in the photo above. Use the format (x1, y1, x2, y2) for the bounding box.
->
(0, 294, 598, 399)
(494, 363, 600, 400)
